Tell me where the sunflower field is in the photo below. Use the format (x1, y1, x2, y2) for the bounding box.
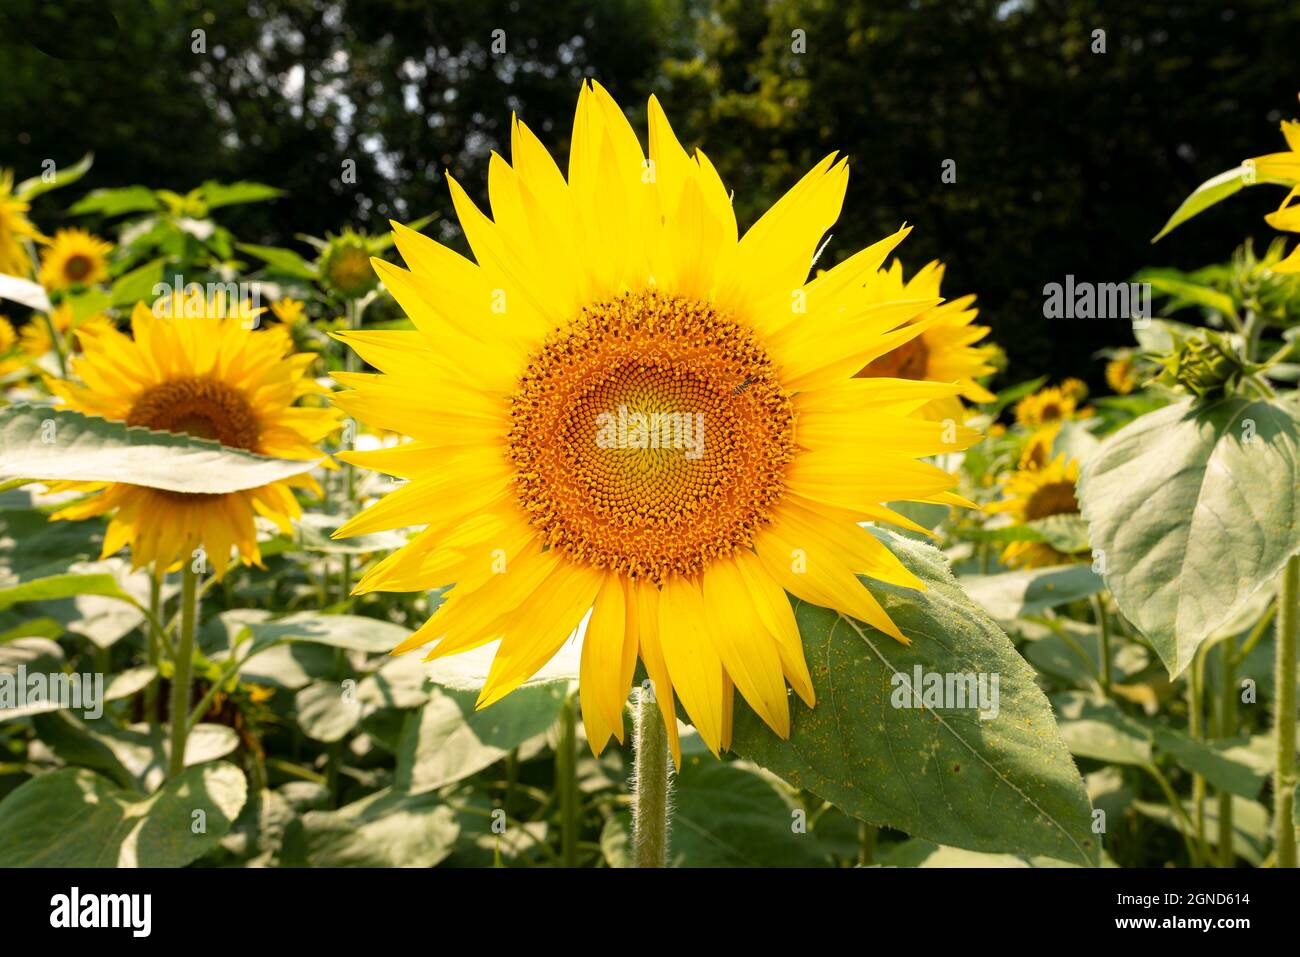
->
(1, 2, 1299, 888)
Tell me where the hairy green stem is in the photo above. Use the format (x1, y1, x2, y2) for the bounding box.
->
(631, 686, 670, 868)
(167, 564, 199, 779)
(1275, 554, 1298, 868)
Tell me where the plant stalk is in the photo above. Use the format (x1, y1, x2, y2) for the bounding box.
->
(167, 564, 200, 779)
(631, 686, 670, 868)
(1092, 593, 1113, 696)
(1275, 554, 1299, 868)
(557, 692, 579, 868)
(1217, 638, 1237, 867)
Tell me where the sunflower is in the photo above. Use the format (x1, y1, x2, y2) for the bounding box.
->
(38, 228, 112, 291)
(1018, 423, 1060, 470)
(332, 81, 981, 762)
(48, 299, 339, 577)
(987, 454, 1081, 569)
(270, 297, 307, 324)
(19, 303, 111, 358)
(0, 170, 45, 278)
(855, 259, 996, 421)
(1105, 356, 1137, 395)
(1014, 383, 1089, 427)
(1251, 94, 1300, 272)
(0, 316, 22, 378)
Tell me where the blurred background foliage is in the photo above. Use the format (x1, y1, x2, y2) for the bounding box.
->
(2, 0, 1299, 382)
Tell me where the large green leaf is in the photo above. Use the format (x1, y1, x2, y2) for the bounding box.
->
(394, 684, 567, 794)
(0, 763, 246, 866)
(34, 711, 240, 792)
(732, 532, 1099, 865)
(1078, 397, 1300, 676)
(0, 404, 322, 494)
(294, 787, 459, 867)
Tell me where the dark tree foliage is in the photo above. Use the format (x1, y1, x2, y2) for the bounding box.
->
(2, 0, 1297, 379)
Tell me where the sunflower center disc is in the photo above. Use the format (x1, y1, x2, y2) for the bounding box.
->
(127, 377, 261, 451)
(1025, 480, 1079, 520)
(64, 255, 92, 282)
(509, 289, 796, 583)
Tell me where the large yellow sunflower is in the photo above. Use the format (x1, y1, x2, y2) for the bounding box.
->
(855, 259, 995, 421)
(333, 81, 980, 762)
(48, 300, 339, 577)
(38, 228, 113, 291)
(987, 454, 1081, 569)
(0, 170, 45, 278)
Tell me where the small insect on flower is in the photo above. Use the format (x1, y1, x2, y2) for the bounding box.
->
(855, 259, 996, 422)
(38, 228, 113, 292)
(333, 81, 981, 763)
(46, 298, 339, 578)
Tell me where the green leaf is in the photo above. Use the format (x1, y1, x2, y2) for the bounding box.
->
(986, 375, 1048, 417)
(875, 838, 1085, 867)
(198, 181, 284, 210)
(294, 786, 459, 867)
(1134, 797, 1269, 866)
(1053, 692, 1153, 767)
(0, 572, 134, 612)
(0, 763, 246, 866)
(961, 563, 1104, 622)
(235, 243, 318, 280)
(0, 404, 322, 494)
(109, 256, 166, 308)
(34, 711, 240, 791)
(394, 684, 567, 793)
(1153, 728, 1269, 798)
(294, 680, 363, 743)
(1151, 166, 1249, 242)
(14, 153, 94, 202)
(69, 185, 161, 218)
(603, 760, 832, 868)
(1078, 397, 1300, 677)
(1146, 275, 1239, 321)
(731, 532, 1099, 866)
(1028, 514, 1092, 554)
(238, 612, 412, 655)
